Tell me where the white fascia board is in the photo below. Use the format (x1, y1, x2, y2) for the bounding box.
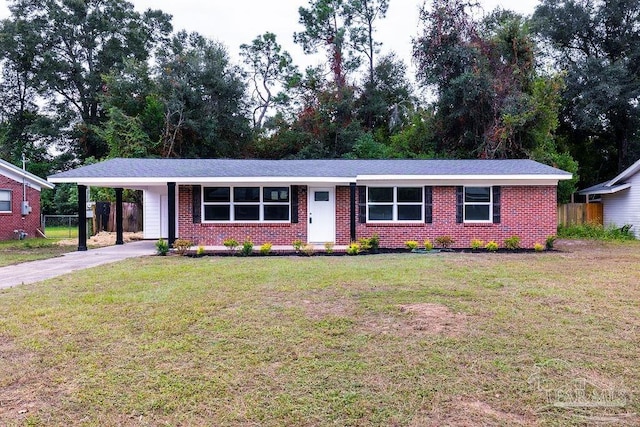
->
(357, 174, 571, 181)
(47, 176, 355, 186)
(356, 175, 570, 186)
(2, 166, 54, 190)
(609, 158, 640, 184)
(580, 183, 631, 195)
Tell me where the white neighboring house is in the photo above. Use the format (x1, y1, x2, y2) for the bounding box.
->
(579, 158, 640, 238)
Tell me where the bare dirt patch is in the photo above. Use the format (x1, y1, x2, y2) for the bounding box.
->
(361, 303, 468, 337)
(56, 231, 143, 247)
(0, 336, 67, 422)
(422, 397, 537, 426)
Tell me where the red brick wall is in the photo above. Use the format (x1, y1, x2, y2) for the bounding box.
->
(337, 185, 557, 248)
(177, 185, 308, 245)
(0, 175, 43, 240)
(176, 184, 557, 248)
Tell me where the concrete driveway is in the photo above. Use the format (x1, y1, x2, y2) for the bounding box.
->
(0, 240, 157, 289)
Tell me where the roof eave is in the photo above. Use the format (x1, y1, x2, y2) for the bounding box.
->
(579, 183, 632, 196)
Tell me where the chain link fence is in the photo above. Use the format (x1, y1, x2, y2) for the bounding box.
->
(42, 215, 80, 238)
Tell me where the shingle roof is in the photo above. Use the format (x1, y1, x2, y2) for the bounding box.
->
(49, 158, 572, 180)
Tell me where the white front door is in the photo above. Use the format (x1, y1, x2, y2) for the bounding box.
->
(308, 187, 336, 243)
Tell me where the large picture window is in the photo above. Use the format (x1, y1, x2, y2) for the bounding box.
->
(202, 186, 290, 222)
(367, 187, 423, 222)
(464, 186, 492, 222)
(0, 190, 11, 212)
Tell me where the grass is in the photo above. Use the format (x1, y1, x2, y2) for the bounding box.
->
(0, 241, 639, 425)
(43, 225, 79, 239)
(0, 238, 75, 267)
(557, 222, 636, 240)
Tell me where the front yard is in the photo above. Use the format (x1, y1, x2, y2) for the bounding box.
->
(0, 241, 638, 426)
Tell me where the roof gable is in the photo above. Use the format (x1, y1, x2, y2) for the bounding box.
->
(0, 158, 54, 190)
(579, 158, 640, 195)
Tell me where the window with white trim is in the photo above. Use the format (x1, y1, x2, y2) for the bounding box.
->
(464, 186, 492, 222)
(0, 189, 11, 213)
(202, 186, 290, 222)
(367, 186, 423, 222)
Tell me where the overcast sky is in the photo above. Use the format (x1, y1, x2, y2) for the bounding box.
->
(0, 0, 540, 72)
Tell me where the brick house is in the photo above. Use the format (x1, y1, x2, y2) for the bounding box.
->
(48, 158, 571, 250)
(0, 158, 54, 240)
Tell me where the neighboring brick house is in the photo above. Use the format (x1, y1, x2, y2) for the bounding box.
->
(49, 158, 572, 249)
(0, 159, 54, 240)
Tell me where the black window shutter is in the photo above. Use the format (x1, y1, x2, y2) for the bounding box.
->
(424, 186, 433, 223)
(291, 185, 299, 223)
(456, 186, 464, 223)
(192, 185, 201, 224)
(492, 186, 501, 224)
(358, 186, 367, 223)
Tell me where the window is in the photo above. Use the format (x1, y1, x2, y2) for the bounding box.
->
(0, 190, 11, 212)
(367, 187, 422, 222)
(202, 186, 290, 222)
(464, 186, 492, 222)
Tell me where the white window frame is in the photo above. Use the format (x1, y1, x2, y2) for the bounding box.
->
(0, 189, 11, 213)
(463, 186, 493, 223)
(201, 186, 291, 223)
(367, 186, 423, 223)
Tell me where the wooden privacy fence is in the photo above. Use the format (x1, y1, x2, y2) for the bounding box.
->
(557, 203, 603, 226)
(92, 202, 142, 233)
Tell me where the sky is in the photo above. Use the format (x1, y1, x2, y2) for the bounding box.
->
(0, 0, 540, 72)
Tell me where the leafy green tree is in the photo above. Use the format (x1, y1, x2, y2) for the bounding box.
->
(4, 0, 172, 160)
(154, 31, 250, 158)
(240, 32, 298, 130)
(343, 0, 389, 85)
(532, 0, 640, 184)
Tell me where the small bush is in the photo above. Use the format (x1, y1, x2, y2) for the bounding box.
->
(240, 238, 254, 257)
(196, 245, 205, 256)
(504, 235, 521, 250)
(346, 242, 360, 255)
(172, 238, 193, 256)
(435, 235, 454, 249)
(546, 235, 556, 250)
(223, 238, 239, 253)
(424, 239, 433, 251)
(368, 233, 380, 252)
(292, 239, 303, 252)
(324, 242, 334, 254)
(259, 242, 273, 255)
(302, 243, 315, 256)
(405, 240, 419, 251)
(155, 238, 169, 256)
(533, 242, 545, 252)
(470, 239, 484, 250)
(485, 240, 499, 252)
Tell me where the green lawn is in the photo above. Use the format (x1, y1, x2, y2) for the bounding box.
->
(0, 241, 639, 426)
(0, 239, 75, 267)
(43, 225, 79, 239)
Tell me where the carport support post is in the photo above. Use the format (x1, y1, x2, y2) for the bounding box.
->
(77, 184, 87, 251)
(349, 183, 356, 241)
(167, 182, 176, 247)
(115, 188, 124, 245)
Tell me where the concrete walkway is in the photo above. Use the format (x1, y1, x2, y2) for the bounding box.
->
(0, 240, 157, 289)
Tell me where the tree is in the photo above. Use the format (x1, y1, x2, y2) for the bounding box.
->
(343, 0, 389, 85)
(533, 0, 640, 184)
(295, 0, 352, 88)
(240, 32, 298, 130)
(4, 0, 172, 160)
(154, 31, 250, 158)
